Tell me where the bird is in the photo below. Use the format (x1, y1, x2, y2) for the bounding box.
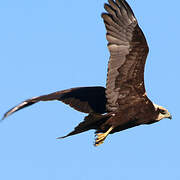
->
(2, 0, 172, 146)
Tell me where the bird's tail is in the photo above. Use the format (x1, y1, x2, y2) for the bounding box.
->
(57, 113, 111, 139)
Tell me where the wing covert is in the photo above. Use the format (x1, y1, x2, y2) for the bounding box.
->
(102, 0, 149, 111)
(2, 86, 107, 120)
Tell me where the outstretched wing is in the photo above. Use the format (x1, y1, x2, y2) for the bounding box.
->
(2, 86, 107, 120)
(102, 0, 150, 111)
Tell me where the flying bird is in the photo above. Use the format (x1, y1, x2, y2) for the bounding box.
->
(2, 0, 172, 146)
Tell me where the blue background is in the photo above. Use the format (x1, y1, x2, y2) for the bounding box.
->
(1, 0, 179, 179)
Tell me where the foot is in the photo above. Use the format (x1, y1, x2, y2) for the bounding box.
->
(94, 133, 107, 146)
(94, 126, 113, 147)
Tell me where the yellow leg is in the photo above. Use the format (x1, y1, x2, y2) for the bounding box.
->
(94, 126, 113, 147)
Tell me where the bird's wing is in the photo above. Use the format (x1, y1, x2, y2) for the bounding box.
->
(102, 0, 150, 111)
(2, 86, 107, 120)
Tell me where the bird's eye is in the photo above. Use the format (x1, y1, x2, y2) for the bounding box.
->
(160, 109, 166, 115)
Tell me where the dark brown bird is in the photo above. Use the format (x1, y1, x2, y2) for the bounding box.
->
(2, 0, 172, 146)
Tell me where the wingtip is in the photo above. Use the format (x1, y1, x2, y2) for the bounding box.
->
(1, 113, 8, 120)
(1, 112, 11, 122)
(0, 115, 6, 122)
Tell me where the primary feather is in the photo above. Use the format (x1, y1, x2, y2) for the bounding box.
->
(2, 0, 171, 146)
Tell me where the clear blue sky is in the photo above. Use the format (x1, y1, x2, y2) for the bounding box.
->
(1, 0, 179, 179)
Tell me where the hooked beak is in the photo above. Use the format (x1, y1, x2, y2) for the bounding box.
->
(168, 114, 172, 120)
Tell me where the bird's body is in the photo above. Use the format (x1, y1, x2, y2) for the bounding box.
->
(2, 0, 171, 146)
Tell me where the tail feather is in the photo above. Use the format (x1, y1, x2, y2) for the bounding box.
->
(57, 113, 111, 139)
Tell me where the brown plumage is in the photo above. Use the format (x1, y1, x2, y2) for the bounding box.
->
(2, 0, 171, 146)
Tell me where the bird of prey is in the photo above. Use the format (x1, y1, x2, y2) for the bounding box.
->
(2, 0, 172, 146)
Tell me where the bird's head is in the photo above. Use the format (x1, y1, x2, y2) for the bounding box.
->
(153, 103, 172, 121)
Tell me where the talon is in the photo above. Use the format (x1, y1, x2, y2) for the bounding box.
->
(94, 126, 114, 147)
(96, 133, 106, 141)
(94, 139, 105, 146)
